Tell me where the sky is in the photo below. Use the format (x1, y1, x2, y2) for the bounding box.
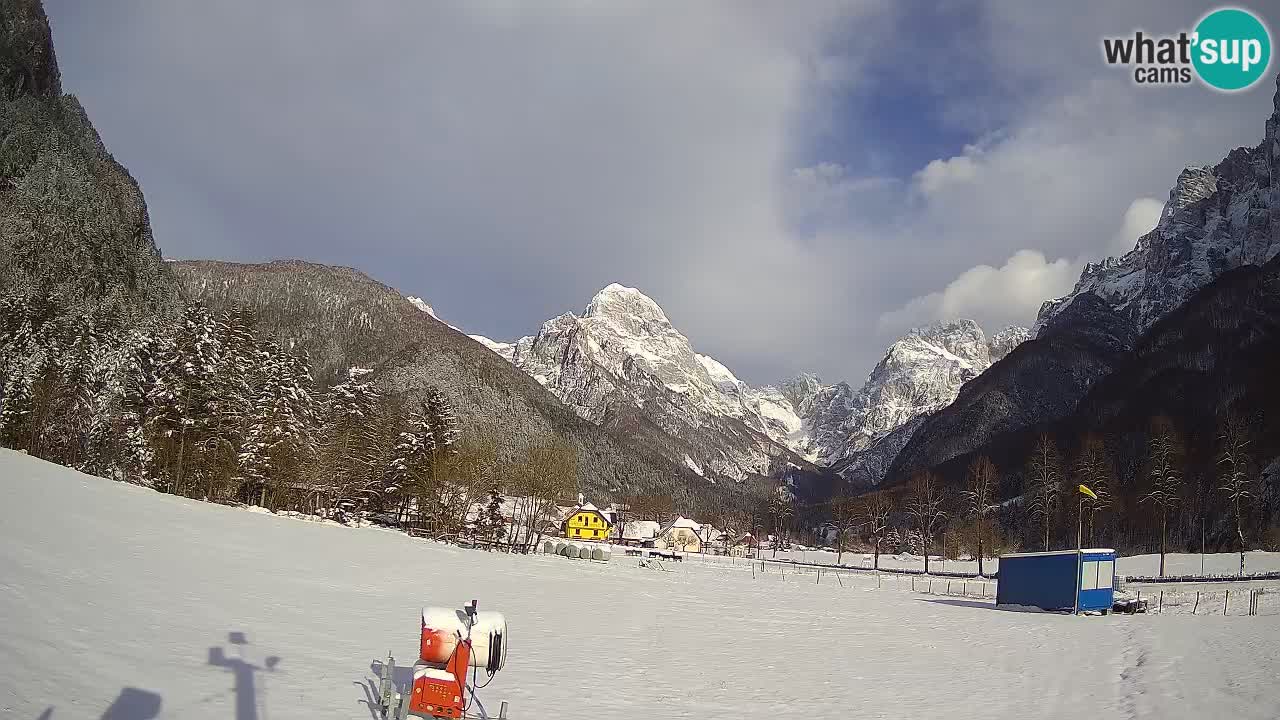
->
(43, 1, 1276, 387)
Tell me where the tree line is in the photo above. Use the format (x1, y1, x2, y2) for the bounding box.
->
(0, 291, 580, 550)
(787, 413, 1273, 576)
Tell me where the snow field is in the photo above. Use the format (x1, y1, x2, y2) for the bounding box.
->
(2, 450, 1278, 720)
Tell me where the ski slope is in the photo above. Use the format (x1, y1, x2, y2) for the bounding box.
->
(2, 449, 1278, 720)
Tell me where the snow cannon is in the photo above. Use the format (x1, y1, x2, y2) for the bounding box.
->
(377, 601, 509, 720)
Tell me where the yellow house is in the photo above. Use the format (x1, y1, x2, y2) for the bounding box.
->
(563, 502, 611, 541)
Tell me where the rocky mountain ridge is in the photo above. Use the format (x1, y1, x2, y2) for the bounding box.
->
(889, 72, 1279, 485)
(470, 284, 1028, 485)
(1036, 73, 1279, 335)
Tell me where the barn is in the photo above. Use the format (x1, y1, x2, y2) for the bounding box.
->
(996, 549, 1117, 613)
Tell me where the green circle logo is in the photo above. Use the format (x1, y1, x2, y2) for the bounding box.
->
(1192, 8, 1272, 91)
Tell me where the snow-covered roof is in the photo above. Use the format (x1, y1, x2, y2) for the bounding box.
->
(565, 503, 610, 525)
(621, 520, 660, 540)
(697, 524, 725, 542)
(660, 516, 701, 537)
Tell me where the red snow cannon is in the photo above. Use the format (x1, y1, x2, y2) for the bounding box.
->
(402, 601, 507, 719)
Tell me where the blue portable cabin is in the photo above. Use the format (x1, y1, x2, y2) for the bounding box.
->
(996, 549, 1116, 612)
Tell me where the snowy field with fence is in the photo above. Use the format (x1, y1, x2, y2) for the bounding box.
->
(2, 448, 1278, 720)
(751, 547, 1280, 578)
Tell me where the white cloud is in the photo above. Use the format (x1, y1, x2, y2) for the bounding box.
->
(1111, 197, 1164, 255)
(913, 148, 981, 196)
(48, 0, 1272, 385)
(787, 162, 897, 220)
(878, 250, 1081, 332)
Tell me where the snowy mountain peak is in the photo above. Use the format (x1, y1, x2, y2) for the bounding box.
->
(406, 296, 437, 318)
(583, 283, 671, 326)
(988, 326, 1032, 362)
(467, 284, 830, 478)
(815, 319, 1029, 480)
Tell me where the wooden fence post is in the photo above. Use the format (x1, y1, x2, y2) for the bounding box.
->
(1158, 591, 1163, 614)
(1192, 591, 1200, 614)
(1224, 590, 1230, 616)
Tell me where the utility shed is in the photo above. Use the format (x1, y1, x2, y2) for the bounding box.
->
(996, 549, 1116, 612)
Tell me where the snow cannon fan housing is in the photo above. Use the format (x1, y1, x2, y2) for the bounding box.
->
(420, 606, 508, 672)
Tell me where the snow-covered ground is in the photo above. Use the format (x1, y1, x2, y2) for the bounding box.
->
(2, 449, 1279, 720)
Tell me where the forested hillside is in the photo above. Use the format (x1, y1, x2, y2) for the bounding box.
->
(0, 0, 765, 540)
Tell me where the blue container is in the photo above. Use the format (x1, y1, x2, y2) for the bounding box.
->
(996, 549, 1116, 612)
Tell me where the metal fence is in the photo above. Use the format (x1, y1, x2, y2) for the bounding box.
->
(1126, 587, 1274, 616)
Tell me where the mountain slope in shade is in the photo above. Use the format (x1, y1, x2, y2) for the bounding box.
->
(170, 261, 765, 509)
(0, 0, 175, 316)
(889, 72, 1279, 486)
(885, 294, 1138, 484)
(816, 322, 1031, 486)
(899, 255, 1280, 541)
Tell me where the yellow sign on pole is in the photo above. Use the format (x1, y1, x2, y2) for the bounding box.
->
(1078, 484, 1097, 500)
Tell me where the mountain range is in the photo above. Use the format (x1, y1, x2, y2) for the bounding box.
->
(466, 285, 1029, 488)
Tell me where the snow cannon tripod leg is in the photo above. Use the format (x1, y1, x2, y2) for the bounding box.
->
(378, 653, 396, 719)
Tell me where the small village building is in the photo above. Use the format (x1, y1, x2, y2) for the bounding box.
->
(562, 502, 611, 541)
(656, 516, 702, 553)
(616, 520, 661, 546)
(730, 533, 759, 557)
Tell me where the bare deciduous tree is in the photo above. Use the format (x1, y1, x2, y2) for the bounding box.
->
(828, 494, 860, 565)
(1217, 411, 1259, 575)
(1142, 416, 1184, 577)
(508, 436, 577, 553)
(769, 488, 794, 558)
(906, 472, 947, 574)
(1025, 433, 1064, 551)
(1074, 433, 1115, 546)
(857, 492, 893, 570)
(961, 455, 997, 576)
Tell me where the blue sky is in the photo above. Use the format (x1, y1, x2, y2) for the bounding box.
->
(43, 1, 1276, 386)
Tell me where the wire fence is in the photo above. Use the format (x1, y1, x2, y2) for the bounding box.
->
(688, 551, 1279, 615)
(1125, 587, 1275, 616)
(692, 552, 998, 600)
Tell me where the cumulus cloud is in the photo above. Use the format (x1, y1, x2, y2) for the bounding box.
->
(1111, 197, 1164, 255)
(913, 146, 982, 196)
(43, 0, 1273, 384)
(878, 250, 1081, 332)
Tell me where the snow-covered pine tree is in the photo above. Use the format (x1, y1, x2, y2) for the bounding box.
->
(314, 367, 383, 522)
(422, 385, 459, 459)
(905, 528, 924, 556)
(148, 302, 223, 495)
(884, 528, 903, 554)
(117, 328, 174, 485)
(388, 400, 439, 527)
(195, 309, 260, 502)
(474, 489, 506, 548)
(238, 342, 316, 510)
